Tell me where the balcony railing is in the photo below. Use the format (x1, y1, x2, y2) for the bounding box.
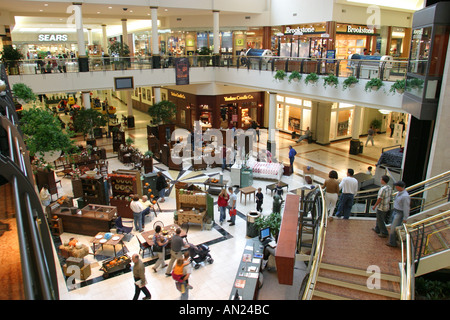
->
(5, 55, 409, 82)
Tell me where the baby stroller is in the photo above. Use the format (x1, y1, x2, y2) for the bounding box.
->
(188, 243, 214, 269)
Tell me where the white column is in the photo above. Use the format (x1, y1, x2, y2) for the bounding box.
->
(213, 10, 220, 54)
(121, 19, 128, 47)
(101, 24, 108, 54)
(352, 106, 362, 140)
(154, 86, 161, 103)
(150, 7, 159, 55)
(87, 28, 93, 46)
(82, 91, 91, 109)
(268, 92, 277, 142)
(126, 91, 133, 117)
(72, 2, 86, 57)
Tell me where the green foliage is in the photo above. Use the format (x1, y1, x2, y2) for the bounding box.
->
(389, 79, 407, 94)
(144, 150, 153, 158)
(342, 75, 359, 90)
(364, 78, 384, 92)
(305, 72, 319, 85)
(370, 118, 382, 130)
(274, 69, 287, 81)
(19, 107, 75, 157)
(12, 83, 36, 103)
(108, 41, 130, 57)
(197, 47, 212, 64)
(125, 137, 134, 145)
(147, 100, 177, 125)
(415, 277, 450, 300)
(407, 77, 424, 90)
(254, 211, 282, 240)
(73, 108, 108, 139)
(323, 74, 339, 88)
(288, 70, 302, 83)
(0, 45, 24, 61)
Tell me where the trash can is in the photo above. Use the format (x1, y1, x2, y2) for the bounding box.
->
(246, 211, 261, 238)
(359, 141, 364, 154)
(349, 139, 360, 155)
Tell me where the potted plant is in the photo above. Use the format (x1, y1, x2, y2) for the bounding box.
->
(197, 47, 212, 67)
(108, 41, 130, 70)
(323, 74, 339, 89)
(389, 79, 407, 94)
(365, 78, 384, 92)
(254, 212, 282, 242)
(73, 108, 108, 146)
(12, 83, 36, 103)
(1, 45, 24, 75)
(370, 118, 382, 133)
(147, 100, 177, 125)
(342, 75, 359, 90)
(274, 69, 287, 81)
(288, 70, 302, 83)
(125, 137, 134, 146)
(305, 72, 319, 85)
(143, 150, 154, 173)
(407, 77, 424, 90)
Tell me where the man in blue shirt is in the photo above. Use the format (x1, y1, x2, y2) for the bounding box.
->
(288, 146, 297, 174)
(386, 181, 410, 247)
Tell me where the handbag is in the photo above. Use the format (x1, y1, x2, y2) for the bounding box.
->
(229, 209, 237, 216)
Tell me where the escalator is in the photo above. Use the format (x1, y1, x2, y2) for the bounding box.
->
(0, 64, 59, 300)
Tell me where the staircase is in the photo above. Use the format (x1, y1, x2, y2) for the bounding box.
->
(309, 219, 402, 300)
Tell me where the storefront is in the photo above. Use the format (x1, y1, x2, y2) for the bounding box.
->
(275, 95, 312, 134)
(12, 32, 81, 58)
(166, 89, 264, 131)
(277, 23, 328, 58)
(335, 23, 379, 59)
(329, 102, 355, 141)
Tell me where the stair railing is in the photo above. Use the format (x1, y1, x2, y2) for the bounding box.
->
(300, 186, 327, 300)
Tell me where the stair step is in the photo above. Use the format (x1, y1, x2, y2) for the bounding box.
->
(316, 275, 400, 299)
(312, 279, 398, 300)
(312, 289, 353, 300)
(320, 263, 401, 283)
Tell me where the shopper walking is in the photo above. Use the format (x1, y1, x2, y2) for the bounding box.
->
(40, 184, 51, 208)
(227, 187, 237, 226)
(323, 170, 340, 218)
(288, 146, 297, 174)
(256, 188, 263, 213)
(335, 169, 359, 219)
(165, 228, 189, 277)
(218, 188, 229, 225)
(132, 254, 151, 300)
(386, 181, 410, 247)
(372, 175, 392, 238)
(156, 171, 169, 203)
(152, 225, 169, 272)
(365, 126, 375, 146)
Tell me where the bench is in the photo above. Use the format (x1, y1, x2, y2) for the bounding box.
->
(275, 194, 300, 285)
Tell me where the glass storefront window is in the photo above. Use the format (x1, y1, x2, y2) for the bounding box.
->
(337, 109, 353, 137)
(287, 106, 301, 132)
(285, 97, 302, 105)
(277, 95, 284, 102)
(303, 100, 311, 107)
(408, 27, 431, 75)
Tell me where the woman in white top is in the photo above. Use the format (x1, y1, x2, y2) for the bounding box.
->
(40, 185, 51, 207)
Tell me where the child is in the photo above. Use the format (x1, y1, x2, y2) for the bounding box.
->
(172, 258, 189, 293)
(274, 181, 284, 198)
(256, 188, 263, 213)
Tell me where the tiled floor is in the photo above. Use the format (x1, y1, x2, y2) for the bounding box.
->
(50, 92, 406, 300)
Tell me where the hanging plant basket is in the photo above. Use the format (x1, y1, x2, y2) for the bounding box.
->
(342, 76, 359, 90)
(364, 78, 384, 92)
(305, 73, 319, 85)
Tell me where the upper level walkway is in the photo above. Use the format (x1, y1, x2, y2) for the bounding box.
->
(7, 56, 406, 112)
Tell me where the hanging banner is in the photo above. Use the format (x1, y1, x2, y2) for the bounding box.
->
(175, 57, 190, 85)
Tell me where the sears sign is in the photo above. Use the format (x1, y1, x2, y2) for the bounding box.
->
(38, 34, 68, 42)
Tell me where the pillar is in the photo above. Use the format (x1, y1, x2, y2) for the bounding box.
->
(349, 106, 362, 155)
(313, 102, 332, 145)
(153, 86, 162, 104)
(150, 6, 161, 68)
(101, 24, 108, 55)
(82, 91, 91, 109)
(267, 92, 277, 157)
(72, 2, 88, 72)
(212, 10, 220, 66)
(87, 28, 93, 46)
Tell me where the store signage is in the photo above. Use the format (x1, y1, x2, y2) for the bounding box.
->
(170, 92, 186, 99)
(284, 26, 315, 35)
(224, 94, 254, 102)
(346, 26, 374, 34)
(38, 34, 68, 42)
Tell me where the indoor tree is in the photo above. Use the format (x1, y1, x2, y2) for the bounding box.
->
(147, 100, 177, 125)
(1, 45, 24, 75)
(73, 108, 108, 141)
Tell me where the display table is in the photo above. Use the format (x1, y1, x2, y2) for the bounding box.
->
(229, 237, 264, 300)
(203, 178, 228, 195)
(52, 204, 117, 236)
(141, 224, 186, 247)
(176, 210, 207, 229)
(91, 232, 124, 257)
(265, 182, 289, 196)
(239, 186, 257, 205)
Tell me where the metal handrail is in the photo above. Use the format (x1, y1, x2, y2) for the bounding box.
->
(399, 223, 415, 300)
(301, 186, 327, 300)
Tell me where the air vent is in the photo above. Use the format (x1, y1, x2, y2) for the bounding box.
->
(177, 18, 182, 21)
(293, 13, 297, 16)
(245, 16, 251, 19)
(342, 9, 346, 13)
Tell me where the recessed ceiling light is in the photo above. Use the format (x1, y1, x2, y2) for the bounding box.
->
(165, 9, 168, 11)
(97, 12, 101, 14)
(130, 10, 133, 12)
(39, 9, 43, 12)
(108, 6, 112, 9)
(44, 3, 48, 6)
